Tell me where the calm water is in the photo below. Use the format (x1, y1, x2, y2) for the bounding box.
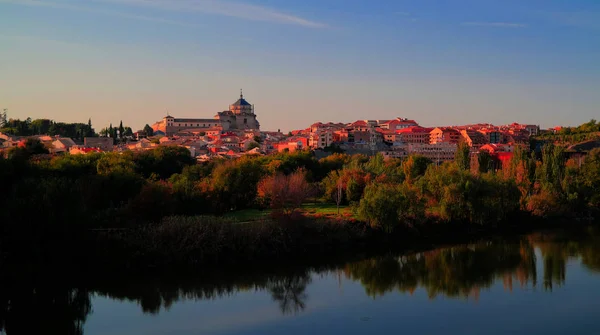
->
(3, 229, 600, 335)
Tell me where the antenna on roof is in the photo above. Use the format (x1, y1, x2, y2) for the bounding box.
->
(240, 89, 243, 99)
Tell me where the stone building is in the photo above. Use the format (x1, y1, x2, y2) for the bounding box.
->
(84, 137, 114, 152)
(152, 90, 260, 136)
(216, 90, 260, 131)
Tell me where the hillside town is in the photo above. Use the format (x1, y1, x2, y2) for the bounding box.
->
(1, 92, 599, 165)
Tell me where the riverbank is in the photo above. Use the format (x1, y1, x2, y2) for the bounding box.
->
(85, 213, 598, 272)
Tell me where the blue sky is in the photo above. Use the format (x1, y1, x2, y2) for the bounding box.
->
(0, 0, 599, 131)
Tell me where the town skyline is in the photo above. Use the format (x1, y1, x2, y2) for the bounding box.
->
(0, 89, 585, 134)
(2, 0, 599, 131)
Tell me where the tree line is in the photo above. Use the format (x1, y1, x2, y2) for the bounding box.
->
(0, 117, 139, 144)
(535, 119, 600, 144)
(1, 121, 599, 268)
(0, 118, 95, 141)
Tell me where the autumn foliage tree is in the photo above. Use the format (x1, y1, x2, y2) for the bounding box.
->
(257, 169, 312, 215)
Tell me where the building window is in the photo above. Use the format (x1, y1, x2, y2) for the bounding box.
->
(244, 119, 248, 124)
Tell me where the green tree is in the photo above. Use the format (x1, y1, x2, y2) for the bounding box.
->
(455, 142, 471, 171)
(402, 155, 431, 183)
(356, 183, 409, 233)
(477, 149, 492, 173)
(23, 138, 49, 155)
(86, 118, 95, 137)
(118, 120, 125, 141)
(143, 124, 154, 137)
(203, 157, 265, 212)
(96, 152, 135, 175)
(134, 146, 195, 179)
(581, 148, 600, 207)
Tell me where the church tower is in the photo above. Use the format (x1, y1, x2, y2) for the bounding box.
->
(230, 89, 254, 115)
(225, 89, 260, 130)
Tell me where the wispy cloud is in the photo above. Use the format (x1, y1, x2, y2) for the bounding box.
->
(0, 0, 326, 28)
(461, 22, 527, 28)
(0, 0, 204, 27)
(99, 0, 326, 28)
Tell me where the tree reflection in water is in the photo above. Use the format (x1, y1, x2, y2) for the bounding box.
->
(3, 228, 600, 334)
(267, 274, 311, 315)
(344, 240, 538, 299)
(0, 284, 91, 335)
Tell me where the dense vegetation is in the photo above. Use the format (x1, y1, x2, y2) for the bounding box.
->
(0, 116, 135, 143)
(535, 119, 600, 144)
(1, 123, 600, 268)
(0, 117, 96, 140)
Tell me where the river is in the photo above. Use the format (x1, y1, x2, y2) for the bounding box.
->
(2, 228, 600, 334)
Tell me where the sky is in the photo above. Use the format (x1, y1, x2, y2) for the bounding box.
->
(1, 0, 599, 132)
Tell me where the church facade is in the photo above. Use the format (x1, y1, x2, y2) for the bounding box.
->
(152, 91, 260, 136)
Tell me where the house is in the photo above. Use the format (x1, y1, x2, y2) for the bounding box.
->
(381, 150, 408, 160)
(52, 138, 76, 153)
(408, 143, 458, 165)
(274, 138, 306, 152)
(524, 124, 540, 136)
(159, 137, 173, 144)
(376, 128, 397, 144)
(566, 140, 600, 162)
(503, 132, 530, 145)
(430, 127, 461, 144)
(85, 137, 114, 152)
(478, 130, 504, 144)
(460, 129, 488, 149)
(396, 126, 433, 144)
(245, 147, 263, 155)
(69, 146, 102, 155)
(479, 143, 514, 154)
(379, 118, 419, 130)
(347, 120, 371, 132)
(130, 138, 154, 150)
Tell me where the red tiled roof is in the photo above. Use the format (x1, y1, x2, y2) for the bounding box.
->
(350, 120, 368, 127)
(376, 128, 395, 134)
(79, 147, 101, 153)
(396, 126, 432, 134)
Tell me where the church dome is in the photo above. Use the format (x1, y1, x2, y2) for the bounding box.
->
(232, 98, 251, 106)
(232, 89, 252, 106)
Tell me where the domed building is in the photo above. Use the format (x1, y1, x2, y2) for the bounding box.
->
(217, 90, 260, 130)
(152, 90, 260, 136)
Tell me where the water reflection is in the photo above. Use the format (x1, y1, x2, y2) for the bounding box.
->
(0, 285, 90, 335)
(344, 241, 538, 299)
(267, 274, 311, 315)
(1, 228, 600, 334)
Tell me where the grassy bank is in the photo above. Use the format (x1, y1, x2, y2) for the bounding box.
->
(91, 215, 373, 270)
(224, 203, 352, 222)
(87, 213, 598, 272)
